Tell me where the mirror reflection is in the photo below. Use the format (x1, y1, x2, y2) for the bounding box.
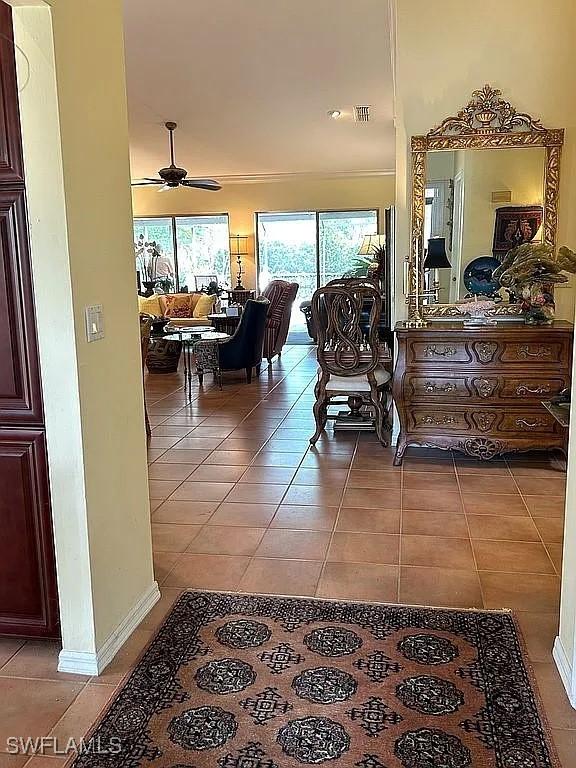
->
(423, 147, 546, 305)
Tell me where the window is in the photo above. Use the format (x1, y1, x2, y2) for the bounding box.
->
(256, 210, 379, 326)
(133, 217, 176, 291)
(133, 215, 231, 292)
(424, 181, 451, 245)
(175, 215, 230, 291)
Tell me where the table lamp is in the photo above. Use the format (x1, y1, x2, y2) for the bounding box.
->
(358, 234, 386, 258)
(424, 237, 452, 269)
(229, 234, 249, 290)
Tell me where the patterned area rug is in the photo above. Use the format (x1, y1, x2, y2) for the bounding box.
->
(74, 591, 558, 768)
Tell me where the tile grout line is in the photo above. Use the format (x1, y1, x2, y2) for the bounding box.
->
(453, 452, 486, 608)
(314, 431, 361, 599)
(506, 456, 562, 577)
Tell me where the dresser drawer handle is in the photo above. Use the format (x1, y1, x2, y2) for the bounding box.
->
(419, 415, 457, 425)
(424, 381, 456, 393)
(517, 345, 553, 358)
(424, 345, 457, 357)
(516, 384, 551, 396)
(515, 418, 549, 430)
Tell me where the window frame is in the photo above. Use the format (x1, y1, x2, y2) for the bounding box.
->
(254, 208, 381, 293)
(133, 212, 231, 292)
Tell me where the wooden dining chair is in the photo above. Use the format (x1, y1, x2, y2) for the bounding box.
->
(310, 278, 391, 445)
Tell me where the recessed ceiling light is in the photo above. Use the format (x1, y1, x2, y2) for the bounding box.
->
(327, 110, 342, 119)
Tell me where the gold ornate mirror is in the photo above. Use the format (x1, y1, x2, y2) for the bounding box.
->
(406, 85, 564, 324)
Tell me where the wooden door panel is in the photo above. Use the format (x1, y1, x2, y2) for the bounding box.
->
(0, 3, 23, 183)
(0, 187, 43, 423)
(0, 429, 59, 636)
(0, 1, 59, 639)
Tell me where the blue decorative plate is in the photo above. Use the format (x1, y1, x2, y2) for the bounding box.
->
(463, 256, 501, 296)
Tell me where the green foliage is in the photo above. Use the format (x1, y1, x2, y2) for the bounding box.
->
(259, 213, 378, 298)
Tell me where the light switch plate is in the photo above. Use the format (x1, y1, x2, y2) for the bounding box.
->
(85, 304, 104, 342)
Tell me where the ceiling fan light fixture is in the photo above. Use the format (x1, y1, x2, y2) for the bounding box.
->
(131, 120, 221, 192)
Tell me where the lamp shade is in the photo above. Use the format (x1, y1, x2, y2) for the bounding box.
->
(229, 234, 249, 256)
(358, 234, 386, 255)
(424, 237, 452, 269)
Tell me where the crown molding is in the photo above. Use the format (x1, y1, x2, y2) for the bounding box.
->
(208, 169, 395, 185)
(131, 170, 395, 187)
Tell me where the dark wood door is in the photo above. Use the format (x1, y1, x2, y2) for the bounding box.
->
(0, 2, 59, 637)
(0, 430, 58, 634)
(0, 3, 23, 184)
(0, 188, 43, 423)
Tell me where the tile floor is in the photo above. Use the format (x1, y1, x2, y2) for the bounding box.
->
(0, 344, 575, 766)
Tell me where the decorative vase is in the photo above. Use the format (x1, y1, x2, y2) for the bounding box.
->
(521, 281, 555, 325)
(142, 280, 156, 298)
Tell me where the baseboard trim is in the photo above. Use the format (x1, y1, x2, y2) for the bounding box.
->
(553, 635, 576, 709)
(58, 581, 160, 676)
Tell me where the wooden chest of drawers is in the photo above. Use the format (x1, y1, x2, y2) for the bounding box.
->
(393, 321, 573, 464)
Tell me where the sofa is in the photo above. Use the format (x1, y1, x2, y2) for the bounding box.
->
(137, 292, 218, 327)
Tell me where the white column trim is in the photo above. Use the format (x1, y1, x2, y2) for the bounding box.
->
(58, 581, 160, 676)
(553, 635, 576, 709)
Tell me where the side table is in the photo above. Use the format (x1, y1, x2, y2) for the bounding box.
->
(208, 312, 241, 336)
(164, 328, 229, 396)
(227, 289, 255, 306)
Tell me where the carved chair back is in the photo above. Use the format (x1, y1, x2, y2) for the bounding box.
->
(312, 279, 381, 378)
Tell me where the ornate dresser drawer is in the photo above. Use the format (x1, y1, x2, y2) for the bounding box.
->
(405, 374, 568, 403)
(393, 321, 573, 464)
(407, 406, 561, 437)
(406, 336, 571, 368)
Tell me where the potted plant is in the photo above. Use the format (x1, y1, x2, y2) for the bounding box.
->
(135, 235, 161, 296)
(346, 243, 386, 285)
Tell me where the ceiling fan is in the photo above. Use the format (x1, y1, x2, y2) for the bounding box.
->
(132, 121, 221, 191)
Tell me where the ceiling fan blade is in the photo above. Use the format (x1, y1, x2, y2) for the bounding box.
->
(181, 178, 222, 191)
(131, 178, 163, 186)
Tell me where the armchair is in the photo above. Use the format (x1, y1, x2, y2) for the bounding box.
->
(216, 297, 270, 384)
(260, 279, 299, 364)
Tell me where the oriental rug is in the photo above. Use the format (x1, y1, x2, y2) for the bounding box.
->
(73, 591, 558, 768)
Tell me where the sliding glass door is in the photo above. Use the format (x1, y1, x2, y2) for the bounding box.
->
(257, 212, 317, 308)
(318, 210, 379, 286)
(256, 209, 379, 328)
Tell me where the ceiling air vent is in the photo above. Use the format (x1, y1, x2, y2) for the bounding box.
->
(354, 105, 371, 123)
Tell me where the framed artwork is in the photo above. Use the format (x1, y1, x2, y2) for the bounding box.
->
(493, 205, 543, 257)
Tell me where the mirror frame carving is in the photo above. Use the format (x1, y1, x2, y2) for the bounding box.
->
(408, 85, 564, 322)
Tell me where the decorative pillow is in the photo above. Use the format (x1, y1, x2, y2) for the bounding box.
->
(138, 294, 162, 316)
(163, 294, 193, 318)
(193, 293, 217, 318)
(188, 293, 201, 312)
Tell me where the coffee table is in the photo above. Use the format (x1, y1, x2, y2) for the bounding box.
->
(163, 327, 229, 396)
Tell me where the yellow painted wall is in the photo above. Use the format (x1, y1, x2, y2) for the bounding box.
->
(393, 0, 576, 689)
(15, 0, 156, 658)
(132, 175, 395, 289)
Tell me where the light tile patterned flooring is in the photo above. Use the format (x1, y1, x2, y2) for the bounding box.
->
(0, 345, 575, 766)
